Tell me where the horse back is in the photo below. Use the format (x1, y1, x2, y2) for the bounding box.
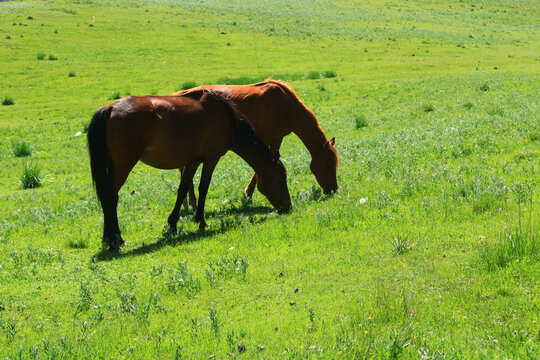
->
(106, 95, 234, 170)
(176, 81, 297, 141)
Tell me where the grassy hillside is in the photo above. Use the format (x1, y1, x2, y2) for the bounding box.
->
(0, 0, 538, 358)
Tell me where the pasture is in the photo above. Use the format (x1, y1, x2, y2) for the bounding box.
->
(0, 0, 539, 358)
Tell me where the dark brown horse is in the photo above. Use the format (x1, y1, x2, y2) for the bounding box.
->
(175, 80, 338, 210)
(88, 90, 291, 251)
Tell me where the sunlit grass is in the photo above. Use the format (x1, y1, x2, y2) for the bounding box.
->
(0, 0, 538, 358)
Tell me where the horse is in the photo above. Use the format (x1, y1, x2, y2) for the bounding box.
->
(174, 79, 338, 211)
(87, 90, 291, 251)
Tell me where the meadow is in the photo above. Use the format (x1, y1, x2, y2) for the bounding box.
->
(0, 0, 539, 358)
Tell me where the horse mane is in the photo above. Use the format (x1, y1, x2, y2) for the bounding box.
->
(261, 79, 339, 166)
(203, 90, 275, 161)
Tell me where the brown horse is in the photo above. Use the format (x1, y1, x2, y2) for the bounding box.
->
(175, 80, 338, 210)
(88, 90, 291, 251)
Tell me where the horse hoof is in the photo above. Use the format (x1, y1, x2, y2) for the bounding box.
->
(167, 226, 178, 235)
(108, 243, 120, 252)
(241, 193, 252, 205)
(198, 222, 208, 231)
(102, 235, 123, 252)
(243, 184, 255, 198)
(115, 234, 125, 246)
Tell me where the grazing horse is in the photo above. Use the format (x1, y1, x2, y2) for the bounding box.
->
(87, 90, 291, 251)
(175, 79, 338, 210)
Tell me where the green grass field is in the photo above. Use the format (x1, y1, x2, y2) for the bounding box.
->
(1, 0, 539, 358)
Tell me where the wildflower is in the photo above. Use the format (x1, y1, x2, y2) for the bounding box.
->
(367, 317, 372, 320)
(357, 324, 362, 327)
(359, 197, 368, 204)
(364, 330, 369, 334)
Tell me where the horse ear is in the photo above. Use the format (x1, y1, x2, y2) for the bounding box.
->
(329, 137, 335, 147)
(273, 151, 281, 162)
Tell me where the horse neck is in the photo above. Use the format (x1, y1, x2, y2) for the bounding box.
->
(229, 139, 273, 176)
(291, 108, 329, 157)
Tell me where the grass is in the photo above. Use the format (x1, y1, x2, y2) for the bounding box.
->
(307, 71, 322, 80)
(478, 224, 538, 271)
(1, 96, 15, 106)
(0, 0, 539, 358)
(176, 80, 198, 91)
(215, 70, 337, 85)
(37, 52, 58, 61)
(165, 261, 202, 297)
(11, 141, 32, 157)
(487, 107, 505, 116)
(479, 83, 490, 92)
(421, 103, 435, 112)
(355, 114, 368, 128)
(67, 238, 89, 249)
(323, 70, 337, 78)
(389, 234, 414, 255)
(108, 91, 122, 100)
(20, 163, 42, 189)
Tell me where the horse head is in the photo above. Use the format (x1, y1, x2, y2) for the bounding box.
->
(256, 151, 292, 213)
(310, 137, 338, 194)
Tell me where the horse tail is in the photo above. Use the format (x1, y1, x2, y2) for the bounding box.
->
(87, 106, 114, 207)
(203, 90, 273, 158)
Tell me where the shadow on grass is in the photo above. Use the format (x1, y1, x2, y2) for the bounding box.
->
(92, 204, 273, 262)
(205, 204, 271, 217)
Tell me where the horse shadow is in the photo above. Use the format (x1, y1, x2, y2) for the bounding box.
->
(92, 204, 273, 262)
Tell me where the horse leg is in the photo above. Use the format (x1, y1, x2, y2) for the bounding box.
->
(167, 163, 199, 234)
(194, 157, 219, 230)
(244, 137, 283, 199)
(102, 161, 137, 251)
(188, 181, 197, 212)
(101, 189, 121, 250)
(179, 168, 190, 211)
(244, 174, 257, 199)
(179, 168, 198, 213)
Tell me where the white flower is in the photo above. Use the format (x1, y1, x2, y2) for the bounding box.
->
(229, 246, 234, 251)
(359, 197, 368, 204)
(74, 131, 82, 137)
